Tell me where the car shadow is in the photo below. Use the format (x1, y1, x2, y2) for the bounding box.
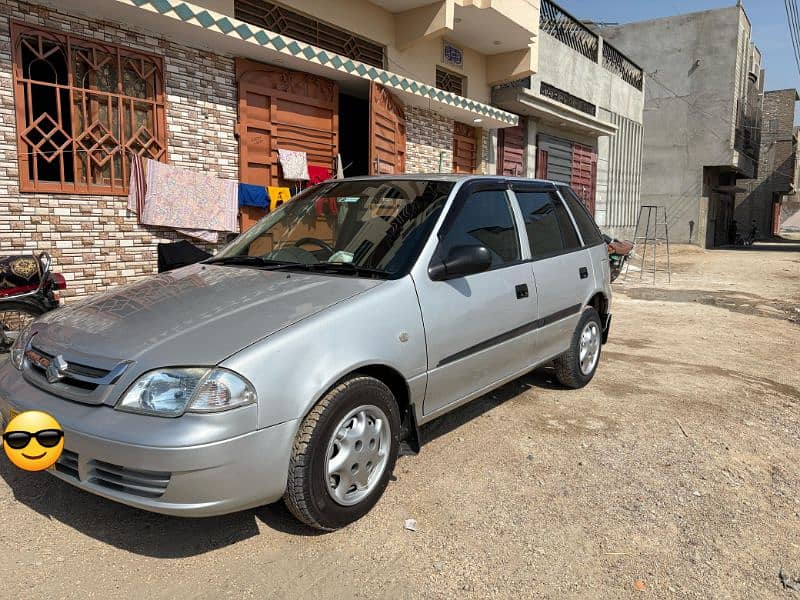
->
(0, 367, 562, 555)
(420, 366, 562, 445)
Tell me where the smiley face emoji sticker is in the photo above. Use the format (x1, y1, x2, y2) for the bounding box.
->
(3, 411, 64, 471)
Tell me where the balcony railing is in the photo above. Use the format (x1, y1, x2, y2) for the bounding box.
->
(540, 0, 598, 62)
(734, 99, 761, 160)
(602, 41, 644, 90)
(540, 82, 596, 116)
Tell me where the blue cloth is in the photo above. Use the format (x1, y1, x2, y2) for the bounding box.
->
(238, 183, 269, 209)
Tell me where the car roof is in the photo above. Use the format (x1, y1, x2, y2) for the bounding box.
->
(334, 174, 566, 186)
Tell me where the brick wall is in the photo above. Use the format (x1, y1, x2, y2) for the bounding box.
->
(405, 105, 453, 173)
(735, 89, 798, 236)
(0, 0, 238, 299)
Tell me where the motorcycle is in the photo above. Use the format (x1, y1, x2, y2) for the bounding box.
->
(603, 234, 634, 283)
(0, 252, 66, 352)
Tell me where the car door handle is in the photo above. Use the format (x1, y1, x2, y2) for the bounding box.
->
(515, 284, 529, 299)
(579, 267, 589, 280)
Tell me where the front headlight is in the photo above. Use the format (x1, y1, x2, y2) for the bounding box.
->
(10, 324, 34, 370)
(116, 368, 257, 417)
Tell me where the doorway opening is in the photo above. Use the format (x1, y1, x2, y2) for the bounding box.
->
(339, 93, 370, 177)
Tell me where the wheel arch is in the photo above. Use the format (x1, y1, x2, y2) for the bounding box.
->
(306, 363, 421, 454)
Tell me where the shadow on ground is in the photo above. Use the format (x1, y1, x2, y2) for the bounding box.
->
(0, 368, 562, 557)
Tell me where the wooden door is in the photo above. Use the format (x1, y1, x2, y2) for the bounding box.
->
(772, 197, 782, 235)
(571, 143, 597, 214)
(369, 83, 406, 175)
(453, 122, 478, 174)
(536, 148, 548, 179)
(236, 58, 339, 229)
(497, 119, 526, 177)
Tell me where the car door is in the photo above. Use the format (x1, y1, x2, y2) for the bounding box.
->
(415, 181, 538, 418)
(511, 183, 593, 363)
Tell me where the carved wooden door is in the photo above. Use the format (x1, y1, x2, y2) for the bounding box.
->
(369, 82, 405, 175)
(453, 122, 478, 174)
(236, 58, 338, 229)
(497, 119, 526, 177)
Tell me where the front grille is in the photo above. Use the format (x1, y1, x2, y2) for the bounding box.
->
(26, 343, 111, 391)
(87, 460, 171, 499)
(55, 448, 79, 479)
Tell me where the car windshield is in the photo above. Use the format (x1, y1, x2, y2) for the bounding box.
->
(211, 180, 455, 278)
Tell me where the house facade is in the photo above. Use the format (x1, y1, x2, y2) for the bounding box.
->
(492, 0, 646, 241)
(0, 0, 537, 298)
(736, 89, 798, 236)
(601, 5, 764, 247)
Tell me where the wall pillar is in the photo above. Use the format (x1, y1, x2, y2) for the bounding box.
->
(525, 118, 539, 178)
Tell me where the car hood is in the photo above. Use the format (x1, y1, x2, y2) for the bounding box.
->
(33, 264, 382, 367)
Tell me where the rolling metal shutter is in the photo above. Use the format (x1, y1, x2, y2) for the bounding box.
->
(537, 134, 573, 185)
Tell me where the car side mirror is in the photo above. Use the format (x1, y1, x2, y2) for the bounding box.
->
(428, 245, 493, 281)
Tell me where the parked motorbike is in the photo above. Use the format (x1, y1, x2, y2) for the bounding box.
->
(603, 234, 634, 282)
(0, 252, 66, 352)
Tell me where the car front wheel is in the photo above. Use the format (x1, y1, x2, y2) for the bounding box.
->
(283, 375, 401, 531)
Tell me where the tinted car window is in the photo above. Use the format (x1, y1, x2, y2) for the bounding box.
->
(515, 191, 563, 259)
(439, 190, 520, 268)
(551, 196, 582, 251)
(559, 186, 605, 246)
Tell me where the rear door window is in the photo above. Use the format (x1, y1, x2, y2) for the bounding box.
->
(558, 186, 605, 247)
(515, 190, 581, 259)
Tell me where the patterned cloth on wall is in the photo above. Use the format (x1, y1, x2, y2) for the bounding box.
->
(278, 149, 310, 181)
(134, 158, 239, 243)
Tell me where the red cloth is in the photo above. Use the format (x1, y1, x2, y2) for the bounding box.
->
(308, 165, 331, 185)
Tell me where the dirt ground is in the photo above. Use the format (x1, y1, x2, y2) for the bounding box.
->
(1, 239, 799, 599)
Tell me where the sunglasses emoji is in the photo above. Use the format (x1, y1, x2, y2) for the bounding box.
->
(2, 411, 64, 471)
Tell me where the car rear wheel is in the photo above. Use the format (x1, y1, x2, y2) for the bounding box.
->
(284, 375, 401, 531)
(553, 306, 602, 389)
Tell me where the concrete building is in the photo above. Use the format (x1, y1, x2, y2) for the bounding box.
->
(0, 0, 538, 298)
(736, 89, 798, 237)
(779, 125, 800, 233)
(601, 5, 764, 247)
(492, 0, 645, 240)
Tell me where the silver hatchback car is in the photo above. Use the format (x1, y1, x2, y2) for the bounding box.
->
(1, 176, 612, 530)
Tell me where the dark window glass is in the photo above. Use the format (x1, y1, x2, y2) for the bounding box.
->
(515, 191, 564, 259)
(440, 190, 520, 268)
(559, 186, 605, 246)
(552, 196, 582, 250)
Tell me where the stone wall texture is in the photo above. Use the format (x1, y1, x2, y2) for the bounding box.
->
(405, 105, 453, 174)
(0, 0, 238, 299)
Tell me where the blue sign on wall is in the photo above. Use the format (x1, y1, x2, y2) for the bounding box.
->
(442, 41, 464, 69)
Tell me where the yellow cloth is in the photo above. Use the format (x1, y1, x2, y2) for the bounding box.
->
(268, 187, 291, 212)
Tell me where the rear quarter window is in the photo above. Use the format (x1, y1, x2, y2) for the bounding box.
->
(558, 186, 605, 247)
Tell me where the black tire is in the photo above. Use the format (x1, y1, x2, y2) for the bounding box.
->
(0, 301, 44, 352)
(553, 306, 603, 389)
(284, 376, 401, 531)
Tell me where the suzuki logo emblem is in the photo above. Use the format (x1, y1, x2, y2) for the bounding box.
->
(45, 355, 69, 384)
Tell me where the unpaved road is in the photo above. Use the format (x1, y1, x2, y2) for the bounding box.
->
(1, 241, 799, 599)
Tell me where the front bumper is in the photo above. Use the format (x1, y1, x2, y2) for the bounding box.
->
(0, 365, 298, 517)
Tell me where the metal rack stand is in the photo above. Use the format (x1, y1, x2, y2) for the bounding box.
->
(624, 205, 671, 284)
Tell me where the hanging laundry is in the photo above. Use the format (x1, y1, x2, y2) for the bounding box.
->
(336, 153, 345, 179)
(308, 165, 331, 185)
(238, 183, 269, 209)
(278, 149, 310, 181)
(127, 154, 147, 215)
(268, 186, 292, 212)
(140, 159, 239, 243)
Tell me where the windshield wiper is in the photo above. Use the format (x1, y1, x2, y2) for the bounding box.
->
(282, 262, 390, 279)
(205, 256, 294, 268)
